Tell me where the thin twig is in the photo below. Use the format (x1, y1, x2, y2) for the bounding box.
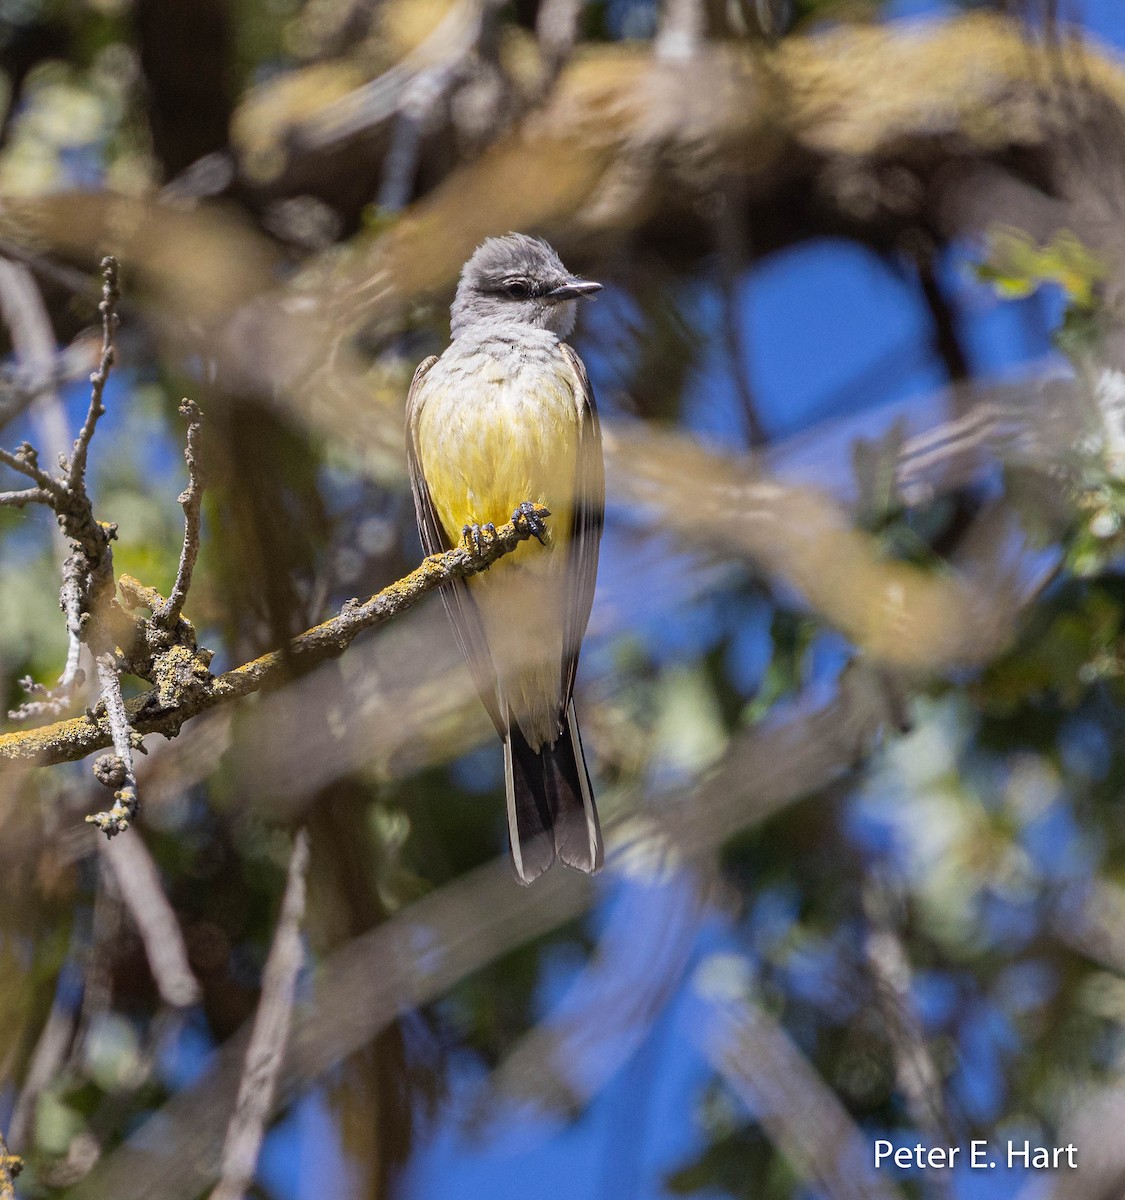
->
(66, 257, 119, 491)
(210, 828, 310, 1200)
(714, 186, 768, 448)
(0, 442, 58, 491)
(0, 486, 51, 507)
(154, 399, 205, 629)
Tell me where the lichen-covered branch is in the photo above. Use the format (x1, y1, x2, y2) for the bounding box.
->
(0, 1129, 21, 1200)
(86, 652, 142, 835)
(0, 506, 551, 770)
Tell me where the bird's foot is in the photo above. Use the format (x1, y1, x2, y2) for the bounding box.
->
(461, 521, 497, 557)
(512, 501, 550, 546)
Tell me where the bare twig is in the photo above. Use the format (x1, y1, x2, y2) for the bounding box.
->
(99, 832, 201, 1008)
(0, 441, 59, 492)
(210, 828, 310, 1200)
(0, 486, 51, 507)
(4, 259, 122, 726)
(0, 505, 552, 769)
(56, 559, 86, 693)
(66, 257, 119, 492)
(153, 399, 205, 630)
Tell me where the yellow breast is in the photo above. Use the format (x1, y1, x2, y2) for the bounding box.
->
(415, 349, 580, 560)
(414, 343, 583, 744)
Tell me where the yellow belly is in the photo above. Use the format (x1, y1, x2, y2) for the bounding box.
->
(416, 352, 580, 745)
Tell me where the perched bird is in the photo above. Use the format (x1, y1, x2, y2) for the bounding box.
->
(406, 234, 605, 884)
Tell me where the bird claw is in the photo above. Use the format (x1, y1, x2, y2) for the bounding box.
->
(461, 522, 497, 556)
(512, 501, 550, 545)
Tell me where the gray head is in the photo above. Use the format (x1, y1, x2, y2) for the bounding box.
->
(450, 233, 602, 340)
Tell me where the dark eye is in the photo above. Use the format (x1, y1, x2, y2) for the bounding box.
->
(503, 280, 531, 300)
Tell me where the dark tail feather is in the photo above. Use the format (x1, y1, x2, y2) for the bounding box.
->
(504, 701, 603, 885)
(504, 727, 556, 885)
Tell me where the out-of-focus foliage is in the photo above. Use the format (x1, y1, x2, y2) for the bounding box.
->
(4, 0, 1125, 1199)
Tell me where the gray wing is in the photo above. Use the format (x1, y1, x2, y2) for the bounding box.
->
(559, 343, 605, 706)
(405, 354, 505, 735)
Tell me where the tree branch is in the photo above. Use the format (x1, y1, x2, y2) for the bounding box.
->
(65, 257, 119, 492)
(0, 1130, 21, 1200)
(154, 398, 205, 630)
(211, 828, 309, 1200)
(0, 506, 551, 769)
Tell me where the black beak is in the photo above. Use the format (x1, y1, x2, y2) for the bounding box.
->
(546, 278, 603, 302)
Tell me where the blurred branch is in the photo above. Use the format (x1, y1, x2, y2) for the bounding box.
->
(862, 877, 951, 1149)
(66, 660, 899, 1200)
(701, 989, 905, 1200)
(3, 15, 1123, 448)
(715, 189, 768, 448)
(0, 505, 552, 769)
(0, 257, 71, 467)
(99, 832, 201, 1009)
(1053, 878, 1125, 976)
(211, 828, 310, 1200)
(264, 0, 488, 155)
(476, 873, 706, 1117)
(609, 424, 1044, 670)
(655, 0, 705, 61)
(7, 989, 74, 1150)
(535, 0, 583, 87)
(1019, 1075, 1125, 1200)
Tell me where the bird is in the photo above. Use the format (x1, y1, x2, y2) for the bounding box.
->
(405, 233, 605, 884)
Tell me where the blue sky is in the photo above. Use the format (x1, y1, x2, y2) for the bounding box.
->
(11, 3, 1118, 1196)
(378, 8, 1125, 1200)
